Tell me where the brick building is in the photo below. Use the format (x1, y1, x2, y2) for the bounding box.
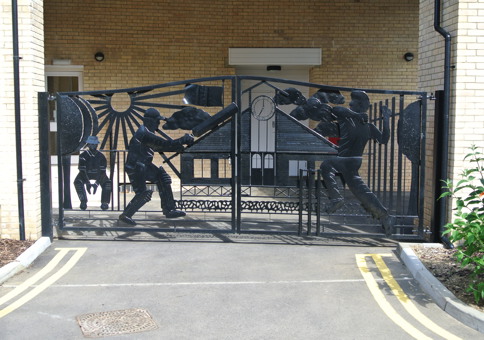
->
(1, 0, 482, 240)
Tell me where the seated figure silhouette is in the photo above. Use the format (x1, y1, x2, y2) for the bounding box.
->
(74, 136, 112, 210)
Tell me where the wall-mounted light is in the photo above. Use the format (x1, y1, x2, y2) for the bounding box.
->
(94, 52, 105, 62)
(267, 65, 282, 72)
(404, 52, 414, 62)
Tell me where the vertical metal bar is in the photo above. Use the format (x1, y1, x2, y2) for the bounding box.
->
(38, 92, 53, 239)
(11, 0, 25, 240)
(399, 96, 406, 215)
(109, 128, 116, 210)
(316, 169, 321, 236)
(298, 169, 304, 235)
(116, 150, 120, 211)
(62, 155, 72, 209)
(372, 103, 377, 192)
(383, 100, 389, 201)
(367, 105, 373, 187)
(396, 104, 404, 214)
(389, 97, 396, 210)
(235, 76, 241, 233)
(123, 151, 127, 209)
(55, 94, 65, 228)
(402, 145, 408, 215)
(377, 102, 382, 196)
(418, 95, 427, 238)
(307, 169, 313, 235)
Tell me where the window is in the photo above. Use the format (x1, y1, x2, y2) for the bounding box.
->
(45, 65, 84, 160)
(289, 160, 307, 176)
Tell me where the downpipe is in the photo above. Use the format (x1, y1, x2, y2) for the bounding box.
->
(12, 0, 26, 240)
(434, 0, 453, 248)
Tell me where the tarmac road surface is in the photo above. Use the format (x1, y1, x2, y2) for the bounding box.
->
(0, 235, 482, 339)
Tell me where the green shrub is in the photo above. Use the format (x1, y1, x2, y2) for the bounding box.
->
(440, 145, 484, 304)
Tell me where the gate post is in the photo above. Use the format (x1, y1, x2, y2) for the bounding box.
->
(38, 92, 53, 239)
(432, 90, 448, 243)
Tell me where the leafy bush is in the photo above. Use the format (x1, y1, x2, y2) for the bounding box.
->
(440, 145, 484, 304)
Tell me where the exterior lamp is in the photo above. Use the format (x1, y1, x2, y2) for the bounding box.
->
(404, 52, 414, 62)
(94, 52, 105, 62)
(267, 65, 282, 72)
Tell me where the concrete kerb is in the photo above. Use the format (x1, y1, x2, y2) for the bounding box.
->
(398, 242, 484, 333)
(0, 237, 51, 285)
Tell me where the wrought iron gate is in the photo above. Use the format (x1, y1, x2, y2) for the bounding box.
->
(42, 76, 427, 240)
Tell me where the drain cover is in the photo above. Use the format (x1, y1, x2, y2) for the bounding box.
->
(76, 308, 158, 338)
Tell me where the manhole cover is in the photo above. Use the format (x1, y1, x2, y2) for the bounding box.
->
(76, 308, 158, 338)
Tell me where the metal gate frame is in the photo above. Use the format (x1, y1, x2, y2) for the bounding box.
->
(41, 76, 427, 240)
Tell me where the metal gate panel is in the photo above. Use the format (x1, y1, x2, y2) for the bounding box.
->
(44, 76, 426, 240)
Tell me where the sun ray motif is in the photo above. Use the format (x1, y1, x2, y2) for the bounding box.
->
(96, 107, 112, 121)
(89, 100, 109, 106)
(91, 104, 110, 112)
(130, 106, 146, 120)
(120, 115, 130, 150)
(112, 115, 121, 151)
(99, 113, 117, 150)
(96, 110, 114, 136)
(126, 110, 141, 133)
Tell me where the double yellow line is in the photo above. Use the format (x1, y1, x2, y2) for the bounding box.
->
(356, 254, 462, 340)
(0, 248, 86, 318)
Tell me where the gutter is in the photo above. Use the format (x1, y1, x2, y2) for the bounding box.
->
(434, 0, 453, 248)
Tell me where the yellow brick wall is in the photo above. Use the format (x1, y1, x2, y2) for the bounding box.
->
(419, 0, 484, 234)
(452, 0, 484, 171)
(0, 0, 45, 240)
(44, 0, 419, 91)
(450, 1, 484, 226)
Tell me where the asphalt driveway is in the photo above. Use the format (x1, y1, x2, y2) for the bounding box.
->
(0, 234, 482, 339)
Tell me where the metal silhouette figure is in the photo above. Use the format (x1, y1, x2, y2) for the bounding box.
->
(319, 91, 395, 236)
(119, 108, 194, 225)
(74, 136, 112, 210)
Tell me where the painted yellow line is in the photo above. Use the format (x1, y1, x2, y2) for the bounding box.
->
(0, 248, 87, 319)
(356, 254, 432, 340)
(371, 254, 462, 340)
(0, 248, 70, 306)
